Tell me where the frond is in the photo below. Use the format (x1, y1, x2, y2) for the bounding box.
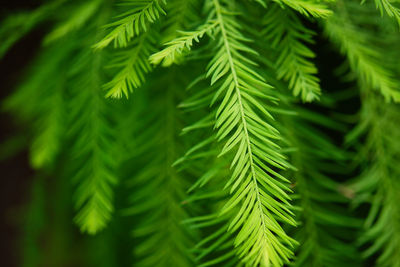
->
(150, 0, 205, 66)
(181, 0, 297, 265)
(2, 0, 119, 236)
(104, 31, 156, 98)
(94, 0, 166, 49)
(324, 1, 400, 102)
(372, 0, 400, 25)
(263, 5, 321, 102)
(150, 20, 217, 66)
(67, 46, 118, 235)
(271, 0, 333, 18)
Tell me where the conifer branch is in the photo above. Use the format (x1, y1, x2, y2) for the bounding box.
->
(324, 2, 400, 102)
(197, 0, 297, 265)
(264, 5, 321, 102)
(150, 0, 203, 66)
(94, 0, 166, 49)
(272, 0, 333, 18)
(150, 20, 218, 66)
(372, 0, 400, 25)
(69, 46, 118, 235)
(104, 31, 156, 98)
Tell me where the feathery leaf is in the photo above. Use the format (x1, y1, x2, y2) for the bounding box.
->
(272, 0, 333, 18)
(94, 0, 166, 49)
(185, 1, 297, 265)
(104, 31, 156, 98)
(264, 5, 321, 102)
(150, 20, 217, 66)
(371, 0, 400, 25)
(324, 1, 400, 102)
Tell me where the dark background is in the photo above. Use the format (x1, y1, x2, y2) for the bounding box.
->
(1, 1, 43, 266)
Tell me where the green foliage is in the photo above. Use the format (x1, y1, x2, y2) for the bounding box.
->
(347, 91, 400, 267)
(118, 73, 196, 266)
(105, 31, 157, 98)
(263, 5, 321, 102)
(94, 0, 166, 49)
(150, 20, 217, 66)
(372, 0, 400, 25)
(271, 0, 333, 18)
(2, 0, 400, 266)
(44, 0, 103, 44)
(280, 102, 362, 266)
(198, 1, 296, 265)
(3, 41, 72, 169)
(0, 0, 65, 58)
(67, 48, 119, 235)
(324, 0, 400, 102)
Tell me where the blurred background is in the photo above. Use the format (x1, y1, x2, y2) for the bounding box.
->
(1, 1, 42, 267)
(0, 4, 130, 266)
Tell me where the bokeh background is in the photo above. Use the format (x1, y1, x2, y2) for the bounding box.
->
(1, 1, 42, 266)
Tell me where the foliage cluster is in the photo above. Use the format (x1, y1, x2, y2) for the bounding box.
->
(1, 0, 400, 266)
